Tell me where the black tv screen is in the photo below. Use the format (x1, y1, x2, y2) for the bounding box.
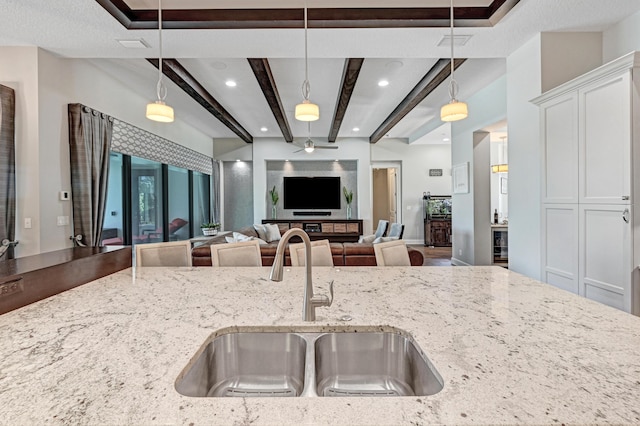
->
(283, 177, 341, 210)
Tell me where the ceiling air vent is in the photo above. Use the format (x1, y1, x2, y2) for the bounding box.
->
(437, 35, 472, 47)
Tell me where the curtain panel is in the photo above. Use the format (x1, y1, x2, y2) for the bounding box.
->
(68, 104, 113, 247)
(0, 85, 16, 259)
(212, 159, 221, 223)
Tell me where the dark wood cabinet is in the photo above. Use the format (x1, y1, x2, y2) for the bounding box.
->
(424, 219, 451, 247)
(262, 219, 363, 243)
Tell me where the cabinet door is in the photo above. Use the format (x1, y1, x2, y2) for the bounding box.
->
(579, 72, 632, 204)
(542, 205, 579, 294)
(541, 93, 579, 204)
(579, 204, 632, 312)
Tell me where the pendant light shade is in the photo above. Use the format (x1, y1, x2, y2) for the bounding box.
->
(295, 99, 320, 122)
(295, 3, 319, 122)
(441, 99, 468, 122)
(440, 0, 468, 122)
(146, 0, 174, 123)
(146, 101, 174, 122)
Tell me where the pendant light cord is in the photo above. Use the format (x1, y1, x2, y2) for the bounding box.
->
(301, 1, 311, 101)
(448, 0, 458, 101)
(156, 0, 167, 102)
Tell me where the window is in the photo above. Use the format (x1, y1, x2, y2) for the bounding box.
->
(102, 154, 211, 246)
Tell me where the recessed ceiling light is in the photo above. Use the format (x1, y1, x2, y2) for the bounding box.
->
(117, 39, 150, 49)
(225, 80, 237, 87)
(378, 80, 389, 87)
(385, 60, 404, 69)
(236, 159, 241, 162)
(211, 61, 227, 70)
(443, 138, 450, 142)
(260, 127, 268, 132)
(352, 127, 360, 132)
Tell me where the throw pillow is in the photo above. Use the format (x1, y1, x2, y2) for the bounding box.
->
(359, 234, 376, 244)
(265, 223, 281, 242)
(253, 224, 268, 241)
(373, 236, 398, 244)
(225, 232, 255, 243)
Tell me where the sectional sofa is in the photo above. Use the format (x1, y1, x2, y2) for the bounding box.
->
(190, 226, 424, 267)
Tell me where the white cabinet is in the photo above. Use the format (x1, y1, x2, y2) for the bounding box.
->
(579, 72, 632, 204)
(533, 52, 640, 315)
(579, 205, 633, 311)
(541, 92, 579, 204)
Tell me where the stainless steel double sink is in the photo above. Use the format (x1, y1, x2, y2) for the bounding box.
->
(175, 328, 443, 398)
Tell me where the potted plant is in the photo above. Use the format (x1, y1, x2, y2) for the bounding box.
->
(343, 186, 354, 219)
(201, 222, 221, 236)
(269, 185, 279, 219)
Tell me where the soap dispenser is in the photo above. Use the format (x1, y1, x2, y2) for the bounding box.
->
(494, 209, 499, 224)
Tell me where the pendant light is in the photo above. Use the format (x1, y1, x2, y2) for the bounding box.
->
(295, 2, 319, 122)
(440, 0, 468, 122)
(146, 0, 174, 123)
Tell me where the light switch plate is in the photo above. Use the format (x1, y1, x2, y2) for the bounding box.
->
(24, 218, 32, 229)
(59, 191, 70, 201)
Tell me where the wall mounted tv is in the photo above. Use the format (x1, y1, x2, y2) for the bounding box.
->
(283, 176, 341, 210)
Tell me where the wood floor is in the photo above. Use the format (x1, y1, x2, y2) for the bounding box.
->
(408, 245, 452, 266)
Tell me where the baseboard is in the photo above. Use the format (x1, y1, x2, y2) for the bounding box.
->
(450, 257, 471, 266)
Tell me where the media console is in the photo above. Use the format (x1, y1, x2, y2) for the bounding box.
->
(262, 219, 363, 243)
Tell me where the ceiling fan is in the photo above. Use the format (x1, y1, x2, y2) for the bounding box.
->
(293, 122, 339, 153)
(293, 138, 339, 153)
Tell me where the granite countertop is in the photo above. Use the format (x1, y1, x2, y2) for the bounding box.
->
(1, 266, 639, 425)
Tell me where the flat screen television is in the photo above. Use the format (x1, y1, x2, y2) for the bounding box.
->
(283, 176, 341, 210)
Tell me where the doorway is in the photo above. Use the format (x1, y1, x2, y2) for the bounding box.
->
(371, 162, 401, 229)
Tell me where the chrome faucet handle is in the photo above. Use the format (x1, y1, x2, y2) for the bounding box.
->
(311, 280, 334, 308)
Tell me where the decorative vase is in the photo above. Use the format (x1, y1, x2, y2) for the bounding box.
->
(346, 204, 352, 220)
(272, 205, 277, 219)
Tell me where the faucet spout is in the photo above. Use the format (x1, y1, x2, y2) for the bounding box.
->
(269, 228, 332, 321)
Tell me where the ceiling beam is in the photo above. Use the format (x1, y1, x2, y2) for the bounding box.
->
(328, 58, 364, 143)
(247, 58, 293, 143)
(147, 58, 253, 144)
(97, 1, 520, 30)
(369, 58, 466, 144)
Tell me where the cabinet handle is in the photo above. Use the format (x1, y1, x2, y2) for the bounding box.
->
(622, 195, 630, 201)
(623, 209, 630, 223)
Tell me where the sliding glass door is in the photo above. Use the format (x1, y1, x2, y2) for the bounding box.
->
(102, 153, 211, 246)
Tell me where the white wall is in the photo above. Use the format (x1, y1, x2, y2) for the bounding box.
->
(371, 139, 452, 243)
(252, 138, 373, 233)
(1, 48, 214, 256)
(450, 74, 507, 266)
(540, 33, 602, 92)
(506, 35, 542, 278)
(0, 47, 41, 256)
(507, 32, 603, 279)
(603, 10, 640, 63)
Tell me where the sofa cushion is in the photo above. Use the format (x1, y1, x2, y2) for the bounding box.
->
(343, 242, 375, 256)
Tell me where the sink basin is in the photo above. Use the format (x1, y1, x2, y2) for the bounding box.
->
(175, 328, 443, 398)
(314, 332, 443, 397)
(175, 332, 307, 397)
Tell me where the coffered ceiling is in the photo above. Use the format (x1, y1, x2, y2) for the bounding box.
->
(1, 0, 639, 144)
